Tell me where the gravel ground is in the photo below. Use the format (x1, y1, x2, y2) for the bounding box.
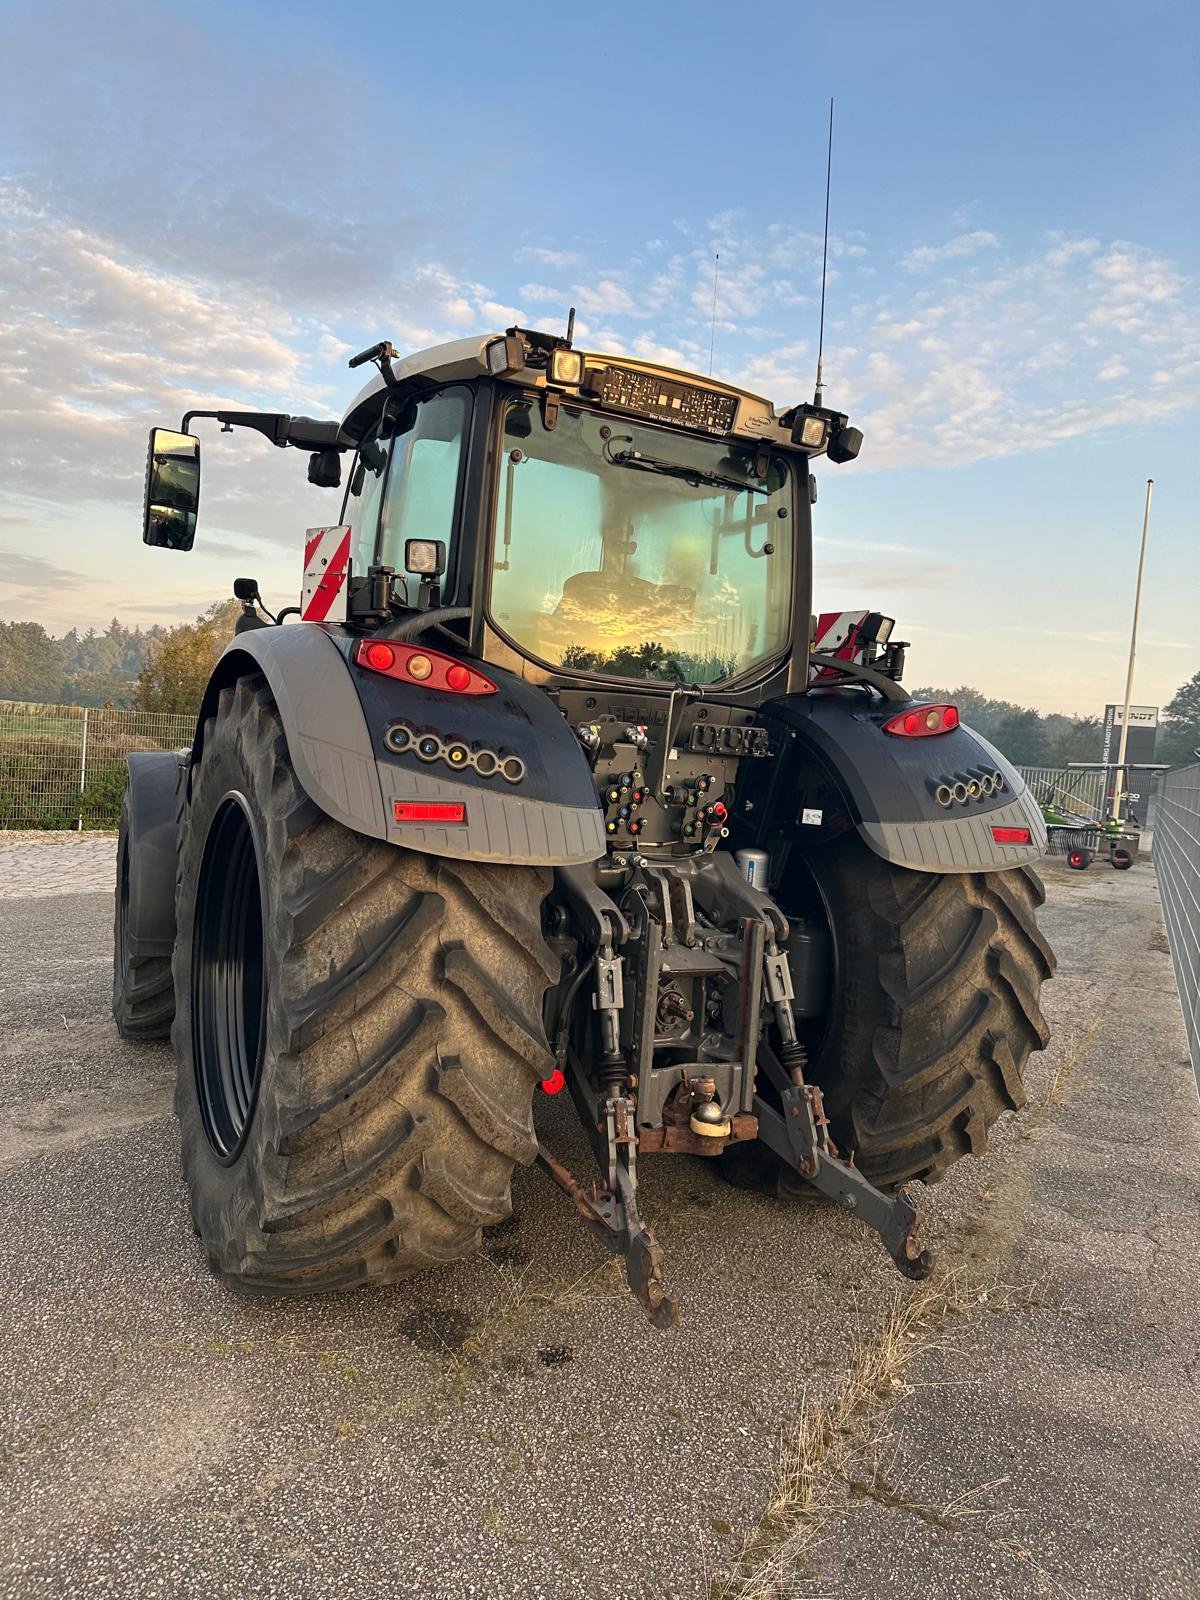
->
(0, 839, 1196, 1599)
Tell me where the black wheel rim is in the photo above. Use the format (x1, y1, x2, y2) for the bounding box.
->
(192, 795, 266, 1162)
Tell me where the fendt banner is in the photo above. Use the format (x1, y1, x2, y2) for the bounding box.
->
(1100, 704, 1159, 813)
(1101, 704, 1159, 769)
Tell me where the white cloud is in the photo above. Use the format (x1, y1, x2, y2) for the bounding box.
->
(571, 278, 637, 317)
(479, 299, 523, 327)
(901, 230, 1001, 271)
(515, 246, 583, 270)
(0, 187, 537, 575)
(517, 280, 565, 304)
(1045, 236, 1100, 269)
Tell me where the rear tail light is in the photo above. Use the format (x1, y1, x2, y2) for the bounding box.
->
(991, 826, 1031, 845)
(883, 703, 959, 737)
(355, 639, 496, 695)
(394, 801, 466, 824)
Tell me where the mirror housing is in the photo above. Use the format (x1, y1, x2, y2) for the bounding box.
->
(143, 428, 200, 549)
(307, 447, 342, 489)
(827, 424, 863, 465)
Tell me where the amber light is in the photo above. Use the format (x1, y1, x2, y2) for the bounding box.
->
(883, 703, 960, 738)
(354, 639, 496, 695)
(394, 801, 466, 824)
(991, 825, 1032, 845)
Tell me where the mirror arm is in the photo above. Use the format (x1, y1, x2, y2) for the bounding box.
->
(179, 410, 351, 451)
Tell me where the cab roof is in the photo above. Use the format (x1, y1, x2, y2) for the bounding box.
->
(340, 330, 813, 455)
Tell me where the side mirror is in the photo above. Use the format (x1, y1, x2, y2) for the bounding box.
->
(143, 427, 200, 549)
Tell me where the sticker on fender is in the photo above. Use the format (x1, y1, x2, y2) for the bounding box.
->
(802, 808, 823, 826)
(301, 525, 352, 623)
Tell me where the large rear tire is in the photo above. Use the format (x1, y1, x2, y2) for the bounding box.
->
(173, 676, 558, 1293)
(727, 833, 1055, 1191)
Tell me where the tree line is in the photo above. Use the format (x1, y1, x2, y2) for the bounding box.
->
(2, 611, 1198, 768)
(912, 680, 1200, 769)
(0, 604, 240, 715)
(0, 617, 169, 707)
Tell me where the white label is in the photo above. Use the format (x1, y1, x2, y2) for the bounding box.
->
(802, 808, 823, 826)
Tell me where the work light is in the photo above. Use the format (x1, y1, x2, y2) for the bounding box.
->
(485, 333, 525, 375)
(798, 415, 829, 449)
(548, 347, 585, 386)
(404, 538, 446, 576)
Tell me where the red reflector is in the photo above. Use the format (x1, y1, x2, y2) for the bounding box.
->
(883, 703, 959, 738)
(991, 826, 1031, 845)
(445, 664, 471, 692)
(363, 641, 396, 672)
(539, 1068, 565, 1095)
(394, 802, 466, 824)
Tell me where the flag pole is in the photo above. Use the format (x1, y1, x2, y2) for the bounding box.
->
(1111, 478, 1154, 823)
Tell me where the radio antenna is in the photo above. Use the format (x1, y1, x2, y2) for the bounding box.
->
(565, 305, 576, 346)
(814, 97, 834, 407)
(708, 253, 720, 374)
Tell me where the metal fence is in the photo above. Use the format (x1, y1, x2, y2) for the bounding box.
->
(1018, 764, 1163, 828)
(1018, 766, 1108, 819)
(0, 700, 194, 830)
(1153, 762, 1200, 1085)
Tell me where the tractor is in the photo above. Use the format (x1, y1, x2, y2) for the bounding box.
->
(115, 326, 1054, 1325)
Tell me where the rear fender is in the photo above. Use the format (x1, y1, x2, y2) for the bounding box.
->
(192, 624, 605, 865)
(735, 689, 1046, 874)
(123, 750, 183, 962)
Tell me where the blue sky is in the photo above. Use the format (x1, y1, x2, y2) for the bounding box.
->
(1, 0, 1196, 715)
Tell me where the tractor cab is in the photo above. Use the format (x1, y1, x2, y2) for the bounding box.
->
(328, 332, 859, 703)
(144, 327, 861, 700)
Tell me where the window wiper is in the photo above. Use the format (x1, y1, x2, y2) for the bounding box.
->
(607, 447, 767, 496)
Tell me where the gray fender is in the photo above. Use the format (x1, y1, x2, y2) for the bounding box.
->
(123, 750, 183, 961)
(192, 624, 605, 866)
(752, 691, 1048, 875)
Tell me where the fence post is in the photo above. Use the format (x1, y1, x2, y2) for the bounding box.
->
(76, 707, 89, 832)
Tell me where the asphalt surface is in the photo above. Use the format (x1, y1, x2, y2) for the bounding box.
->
(0, 838, 1196, 1599)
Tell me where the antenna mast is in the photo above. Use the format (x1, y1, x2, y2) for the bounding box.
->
(814, 97, 834, 407)
(708, 253, 720, 374)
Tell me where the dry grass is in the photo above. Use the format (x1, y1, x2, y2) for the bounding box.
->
(711, 1267, 974, 1600)
(709, 995, 1109, 1600)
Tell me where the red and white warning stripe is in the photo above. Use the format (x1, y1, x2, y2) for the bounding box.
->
(301, 525, 352, 623)
(810, 609, 869, 681)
